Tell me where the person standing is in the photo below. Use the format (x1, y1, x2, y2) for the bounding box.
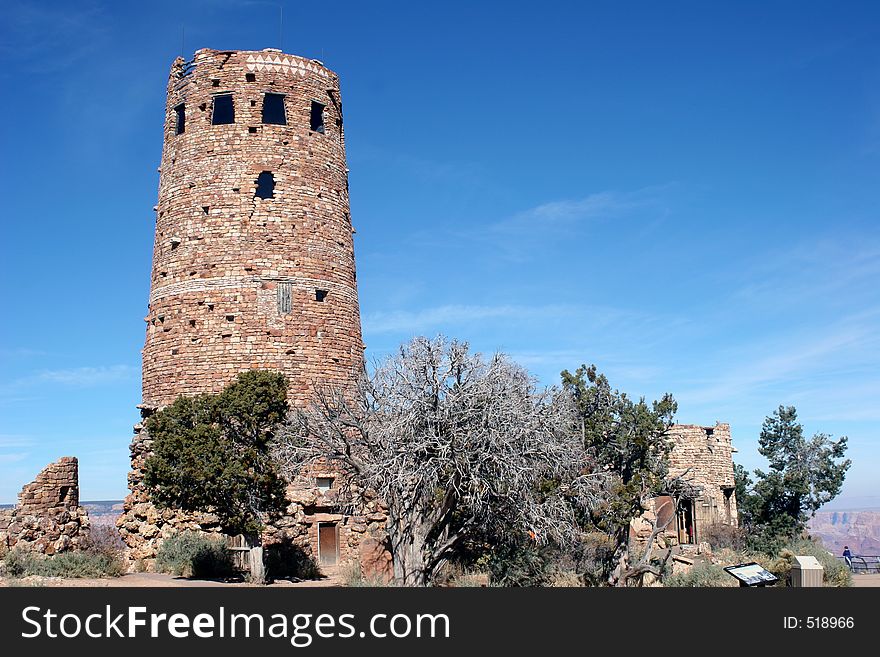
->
(842, 546, 853, 571)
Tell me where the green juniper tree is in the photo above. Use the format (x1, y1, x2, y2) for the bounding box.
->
(560, 364, 677, 586)
(737, 405, 850, 551)
(143, 370, 289, 540)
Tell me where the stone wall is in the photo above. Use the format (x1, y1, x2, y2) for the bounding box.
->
(0, 457, 90, 554)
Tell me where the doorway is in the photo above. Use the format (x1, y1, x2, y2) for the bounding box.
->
(677, 500, 696, 544)
(318, 523, 338, 566)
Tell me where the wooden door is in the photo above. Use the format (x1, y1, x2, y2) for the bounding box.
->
(319, 523, 338, 566)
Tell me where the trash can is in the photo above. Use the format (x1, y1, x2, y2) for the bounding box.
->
(791, 555, 824, 587)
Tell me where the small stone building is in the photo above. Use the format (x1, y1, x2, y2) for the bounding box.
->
(0, 457, 90, 554)
(635, 423, 738, 547)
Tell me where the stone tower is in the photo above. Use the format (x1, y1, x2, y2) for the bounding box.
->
(143, 48, 362, 407)
(119, 48, 366, 560)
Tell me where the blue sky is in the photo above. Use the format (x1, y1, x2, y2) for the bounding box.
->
(1, 1, 878, 507)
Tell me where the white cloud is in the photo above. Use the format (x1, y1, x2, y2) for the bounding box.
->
(0, 453, 29, 464)
(363, 304, 563, 334)
(33, 365, 136, 387)
(0, 365, 137, 395)
(491, 184, 673, 235)
(0, 435, 34, 448)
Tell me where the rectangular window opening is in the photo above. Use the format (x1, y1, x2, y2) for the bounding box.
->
(277, 282, 293, 314)
(174, 103, 185, 135)
(262, 93, 287, 125)
(310, 101, 325, 133)
(245, 73, 256, 82)
(211, 94, 235, 125)
(316, 476, 334, 491)
(315, 289, 328, 302)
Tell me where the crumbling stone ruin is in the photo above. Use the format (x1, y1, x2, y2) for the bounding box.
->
(633, 423, 738, 549)
(118, 48, 386, 573)
(0, 457, 90, 554)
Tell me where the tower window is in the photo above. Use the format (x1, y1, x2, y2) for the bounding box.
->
(245, 73, 256, 82)
(316, 477, 334, 491)
(310, 101, 325, 133)
(174, 104, 185, 135)
(255, 171, 275, 199)
(315, 289, 328, 302)
(262, 93, 287, 125)
(277, 282, 293, 314)
(211, 94, 235, 125)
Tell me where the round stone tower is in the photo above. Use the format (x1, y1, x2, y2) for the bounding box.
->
(119, 49, 365, 560)
(144, 47, 362, 408)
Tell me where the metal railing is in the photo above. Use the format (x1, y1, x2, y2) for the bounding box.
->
(837, 555, 880, 573)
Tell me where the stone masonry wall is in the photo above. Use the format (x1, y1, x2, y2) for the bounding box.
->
(0, 457, 90, 554)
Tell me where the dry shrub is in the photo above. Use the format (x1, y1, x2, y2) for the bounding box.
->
(702, 524, 747, 551)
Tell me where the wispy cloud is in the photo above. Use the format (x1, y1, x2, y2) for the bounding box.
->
(363, 304, 566, 334)
(0, 347, 47, 359)
(0, 435, 34, 449)
(490, 184, 673, 236)
(0, 365, 137, 395)
(0, 1, 110, 75)
(33, 365, 136, 387)
(730, 238, 880, 311)
(673, 315, 880, 420)
(0, 435, 33, 468)
(353, 145, 486, 187)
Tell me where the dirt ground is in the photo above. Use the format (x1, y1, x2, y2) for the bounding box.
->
(4, 572, 878, 587)
(851, 574, 880, 587)
(0, 571, 343, 587)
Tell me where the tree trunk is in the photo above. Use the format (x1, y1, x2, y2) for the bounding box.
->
(608, 528, 630, 587)
(387, 509, 431, 586)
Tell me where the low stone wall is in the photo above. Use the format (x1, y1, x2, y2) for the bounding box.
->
(0, 457, 90, 554)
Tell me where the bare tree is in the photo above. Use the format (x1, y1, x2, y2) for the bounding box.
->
(275, 336, 606, 586)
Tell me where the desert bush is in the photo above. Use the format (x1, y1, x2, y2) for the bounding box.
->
(432, 563, 490, 587)
(703, 524, 748, 551)
(80, 526, 126, 557)
(3, 547, 125, 578)
(154, 532, 236, 579)
(549, 570, 583, 587)
(339, 561, 394, 587)
(665, 561, 737, 587)
(772, 538, 852, 587)
(573, 532, 615, 586)
(482, 540, 555, 587)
